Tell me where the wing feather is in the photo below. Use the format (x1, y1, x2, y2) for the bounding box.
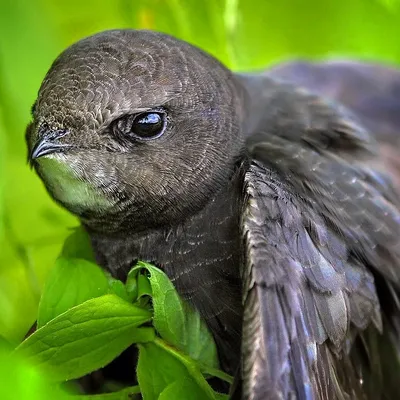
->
(240, 88, 400, 399)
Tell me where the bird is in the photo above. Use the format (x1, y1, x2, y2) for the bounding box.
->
(25, 29, 400, 399)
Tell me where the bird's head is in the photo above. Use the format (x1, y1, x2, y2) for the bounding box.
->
(26, 30, 246, 233)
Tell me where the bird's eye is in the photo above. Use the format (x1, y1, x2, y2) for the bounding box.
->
(128, 112, 166, 140)
(114, 111, 167, 142)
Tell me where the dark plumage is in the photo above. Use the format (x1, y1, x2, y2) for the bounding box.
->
(26, 30, 400, 399)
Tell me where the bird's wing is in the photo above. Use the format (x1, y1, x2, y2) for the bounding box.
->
(266, 60, 400, 188)
(240, 86, 400, 400)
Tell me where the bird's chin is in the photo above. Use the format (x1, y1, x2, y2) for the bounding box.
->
(34, 153, 114, 216)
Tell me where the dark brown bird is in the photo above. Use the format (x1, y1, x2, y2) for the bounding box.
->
(26, 30, 400, 399)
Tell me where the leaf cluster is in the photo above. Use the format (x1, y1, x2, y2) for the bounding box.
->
(1, 228, 231, 400)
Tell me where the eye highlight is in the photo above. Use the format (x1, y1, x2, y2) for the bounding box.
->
(115, 111, 167, 141)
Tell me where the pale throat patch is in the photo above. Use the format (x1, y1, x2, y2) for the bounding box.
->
(37, 154, 113, 212)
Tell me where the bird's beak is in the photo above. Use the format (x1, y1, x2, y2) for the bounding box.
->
(30, 137, 70, 160)
(29, 126, 71, 167)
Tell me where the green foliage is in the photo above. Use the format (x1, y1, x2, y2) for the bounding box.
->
(129, 263, 220, 369)
(61, 227, 97, 262)
(137, 339, 218, 400)
(17, 294, 154, 381)
(37, 257, 109, 328)
(3, 228, 229, 399)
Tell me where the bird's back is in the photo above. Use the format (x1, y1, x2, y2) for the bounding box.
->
(267, 60, 400, 188)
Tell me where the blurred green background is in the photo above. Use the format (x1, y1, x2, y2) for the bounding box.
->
(1, 0, 400, 345)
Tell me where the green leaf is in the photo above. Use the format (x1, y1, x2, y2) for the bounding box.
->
(129, 262, 219, 369)
(107, 277, 130, 302)
(37, 257, 109, 328)
(128, 264, 184, 341)
(125, 267, 153, 303)
(154, 338, 219, 398)
(16, 294, 154, 381)
(137, 272, 153, 299)
(137, 342, 189, 400)
(198, 363, 233, 385)
(61, 227, 96, 262)
(71, 385, 141, 399)
(137, 339, 216, 400)
(180, 301, 220, 369)
(159, 378, 210, 400)
(125, 268, 138, 301)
